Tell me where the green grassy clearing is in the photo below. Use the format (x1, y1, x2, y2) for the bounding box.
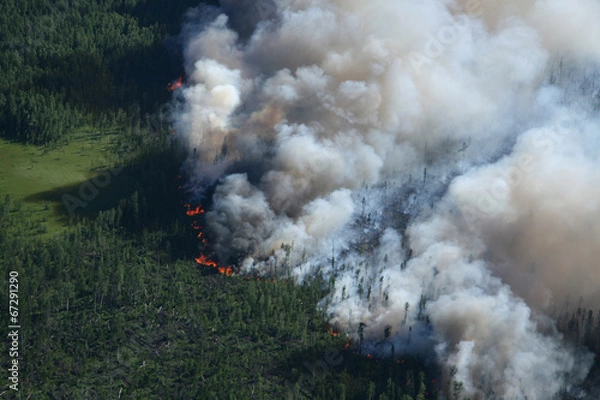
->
(0, 130, 119, 236)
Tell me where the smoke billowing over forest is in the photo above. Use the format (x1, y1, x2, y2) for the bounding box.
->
(172, 1, 600, 397)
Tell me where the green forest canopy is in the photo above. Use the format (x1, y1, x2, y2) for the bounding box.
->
(0, 1, 597, 399)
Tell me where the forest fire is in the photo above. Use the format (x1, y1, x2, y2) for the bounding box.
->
(194, 254, 234, 276)
(218, 266, 234, 276)
(185, 204, 205, 216)
(194, 254, 217, 267)
(167, 76, 183, 91)
(170, 0, 600, 396)
(185, 203, 234, 276)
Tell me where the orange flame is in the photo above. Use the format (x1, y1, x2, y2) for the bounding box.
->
(327, 328, 339, 337)
(218, 266, 234, 276)
(194, 254, 234, 276)
(167, 76, 183, 91)
(186, 202, 233, 276)
(195, 254, 218, 268)
(186, 205, 205, 216)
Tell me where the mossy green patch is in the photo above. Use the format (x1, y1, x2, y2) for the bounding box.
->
(0, 131, 119, 236)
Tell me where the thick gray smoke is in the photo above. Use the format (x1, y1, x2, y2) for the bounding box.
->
(173, 0, 600, 397)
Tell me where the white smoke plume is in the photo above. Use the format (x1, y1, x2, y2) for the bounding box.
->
(172, 0, 600, 397)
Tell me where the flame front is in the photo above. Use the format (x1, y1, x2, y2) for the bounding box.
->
(194, 251, 234, 276)
(167, 76, 183, 91)
(186, 203, 234, 276)
(186, 204, 205, 216)
(194, 254, 217, 267)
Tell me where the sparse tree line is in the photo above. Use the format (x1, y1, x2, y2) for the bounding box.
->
(558, 303, 600, 355)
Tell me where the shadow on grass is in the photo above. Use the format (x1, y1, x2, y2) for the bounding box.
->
(24, 149, 186, 229)
(24, 150, 206, 261)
